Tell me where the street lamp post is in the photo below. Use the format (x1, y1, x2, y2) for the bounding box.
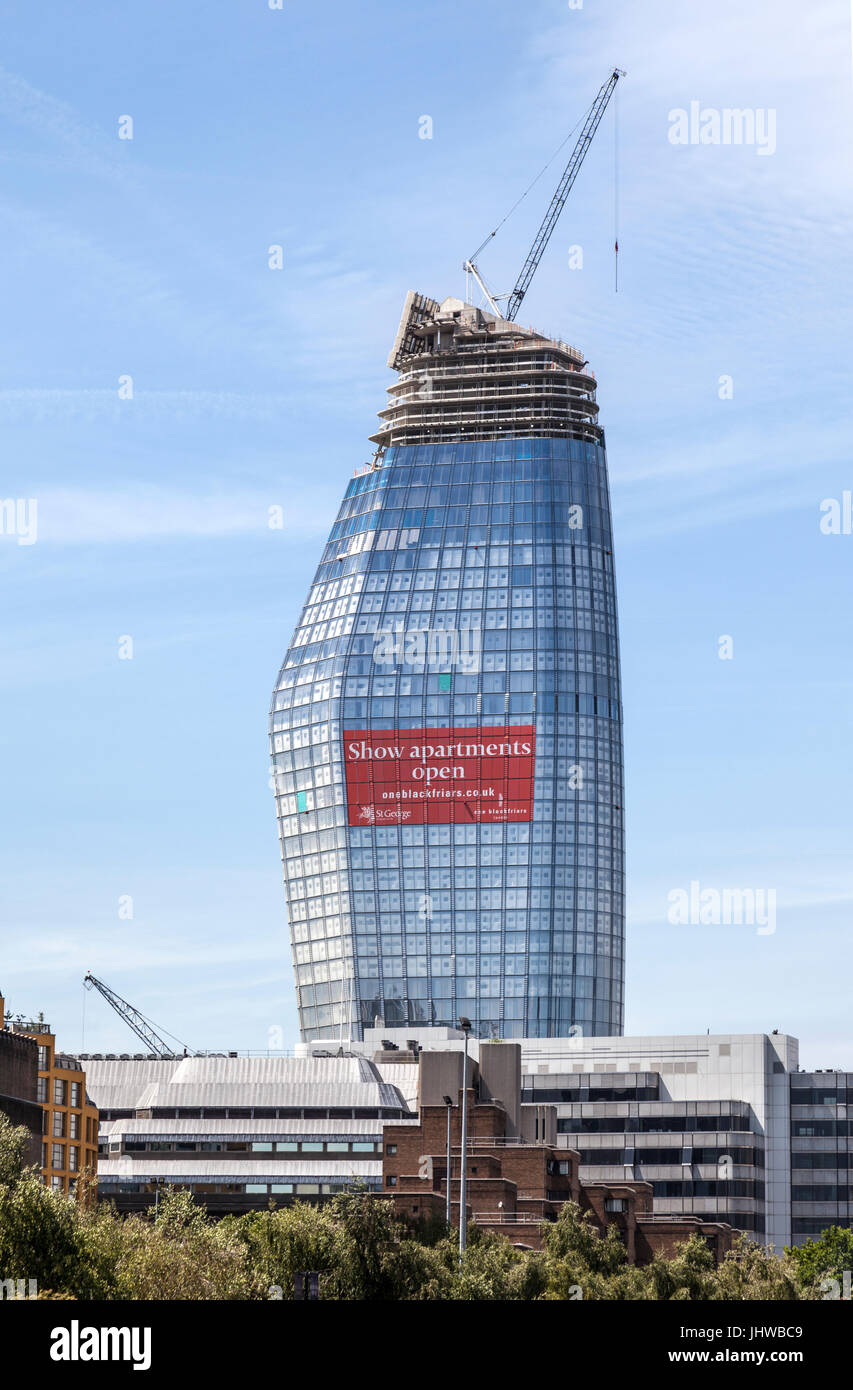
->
(443, 1095, 453, 1229)
(458, 1016, 472, 1258)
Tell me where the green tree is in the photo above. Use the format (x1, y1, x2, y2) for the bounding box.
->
(231, 1199, 338, 1298)
(326, 1187, 429, 1300)
(448, 1226, 548, 1301)
(640, 1233, 718, 1301)
(105, 1188, 253, 1300)
(540, 1201, 646, 1300)
(786, 1225, 853, 1299)
(0, 1111, 830, 1302)
(0, 1114, 93, 1297)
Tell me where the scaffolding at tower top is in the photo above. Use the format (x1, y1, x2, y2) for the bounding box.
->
(373, 293, 601, 450)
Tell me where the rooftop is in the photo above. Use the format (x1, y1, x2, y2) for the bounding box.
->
(370, 291, 602, 450)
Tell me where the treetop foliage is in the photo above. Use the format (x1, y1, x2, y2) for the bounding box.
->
(0, 1115, 836, 1302)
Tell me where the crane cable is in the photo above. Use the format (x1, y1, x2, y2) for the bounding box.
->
(130, 1005, 195, 1055)
(614, 75, 621, 293)
(467, 98, 593, 264)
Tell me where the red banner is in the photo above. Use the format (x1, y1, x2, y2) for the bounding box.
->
(343, 726, 535, 826)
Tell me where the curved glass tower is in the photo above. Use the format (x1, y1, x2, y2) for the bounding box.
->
(271, 293, 624, 1041)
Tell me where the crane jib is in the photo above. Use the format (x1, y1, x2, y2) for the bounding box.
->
(504, 69, 623, 324)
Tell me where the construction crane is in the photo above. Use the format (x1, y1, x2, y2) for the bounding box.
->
(83, 973, 192, 1058)
(464, 67, 625, 324)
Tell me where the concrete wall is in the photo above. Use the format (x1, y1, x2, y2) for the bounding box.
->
(418, 1051, 465, 1108)
(478, 1043, 521, 1135)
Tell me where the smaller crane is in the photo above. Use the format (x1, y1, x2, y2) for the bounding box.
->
(83, 973, 193, 1057)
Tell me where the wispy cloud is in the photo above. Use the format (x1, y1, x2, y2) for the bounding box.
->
(1, 485, 337, 545)
(0, 388, 297, 425)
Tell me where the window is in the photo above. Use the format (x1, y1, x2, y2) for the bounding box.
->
(70, 1082, 81, 1108)
(51, 1144, 64, 1170)
(386, 1144, 397, 1155)
(53, 1079, 67, 1106)
(604, 1198, 625, 1213)
(386, 1176, 397, 1187)
(37, 1077, 47, 1103)
(68, 1147, 79, 1172)
(37, 1045, 49, 1070)
(69, 1115, 80, 1140)
(52, 1111, 65, 1138)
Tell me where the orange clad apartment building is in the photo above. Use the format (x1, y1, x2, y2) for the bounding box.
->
(0, 995, 98, 1194)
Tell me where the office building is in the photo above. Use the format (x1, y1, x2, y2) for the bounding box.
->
(383, 1040, 734, 1260)
(80, 1041, 733, 1261)
(789, 1070, 853, 1244)
(367, 1026, 796, 1249)
(518, 1031, 794, 1251)
(84, 1053, 409, 1214)
(270, 293, 624, 1041)
(81, 1031, 853, 1248)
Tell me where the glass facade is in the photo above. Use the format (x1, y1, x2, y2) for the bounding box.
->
(271, 296, 624, 1040)
(790, 1073, 853, 1240)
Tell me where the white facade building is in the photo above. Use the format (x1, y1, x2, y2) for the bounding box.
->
(84, 1029, 848, 1251)
(365, 1027, 798, 1249)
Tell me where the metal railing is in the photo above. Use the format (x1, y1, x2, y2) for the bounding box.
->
(472, 1211, 544, 1225)
(447, 1138, 554, 1152)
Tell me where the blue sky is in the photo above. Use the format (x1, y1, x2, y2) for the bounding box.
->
(1, 0, 851, 1067)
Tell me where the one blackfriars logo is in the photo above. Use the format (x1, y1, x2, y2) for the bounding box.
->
(50, 1320, 152, 1372)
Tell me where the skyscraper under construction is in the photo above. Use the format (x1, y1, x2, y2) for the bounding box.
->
(270, 290, 624, 1041)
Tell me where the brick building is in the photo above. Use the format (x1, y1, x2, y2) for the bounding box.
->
(0, 996, 42, 1168)
(381, 1041, 734, 1261)
(2, 999, 98, 1195)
